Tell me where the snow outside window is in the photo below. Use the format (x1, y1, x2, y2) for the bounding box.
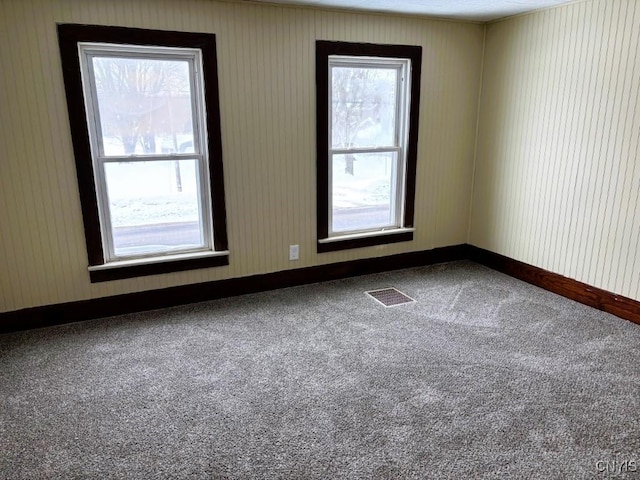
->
(315, 41, 422, 253)
(58, 25, 229, 281)
(329, 57, 410, 236)
(79, 45, 213, 261)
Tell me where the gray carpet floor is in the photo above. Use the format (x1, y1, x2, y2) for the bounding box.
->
(1, 261, 639, 479)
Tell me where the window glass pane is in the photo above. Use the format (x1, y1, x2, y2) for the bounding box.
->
(104, 160, 204, 257)
(331, 152, 398, 233)
(92, 57, 195, 156)
(331, 66, 398, 149)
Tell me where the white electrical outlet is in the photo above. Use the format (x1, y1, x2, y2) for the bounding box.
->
(289, 244, 299, 261)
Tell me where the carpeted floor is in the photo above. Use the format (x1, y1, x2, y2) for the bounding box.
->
(1, 261, 639, 479)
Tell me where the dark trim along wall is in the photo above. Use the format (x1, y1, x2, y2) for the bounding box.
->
(0, 245, 466, 333)
(466, 246, 640, 326)
(1, 244, 638, 333)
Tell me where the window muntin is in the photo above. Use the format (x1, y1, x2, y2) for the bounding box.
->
(78, 44, 213, 263)
(328, 56, 411, 237)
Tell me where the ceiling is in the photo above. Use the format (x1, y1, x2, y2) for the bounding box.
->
(243, 0, 579, 22)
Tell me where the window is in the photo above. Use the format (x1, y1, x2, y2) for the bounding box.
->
(58, 25, 228, 282)
(316, 41, 422, 252)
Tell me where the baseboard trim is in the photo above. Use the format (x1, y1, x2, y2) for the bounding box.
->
(3, 244, 638, 334)
(0, 244, 467, 334)
(467, 245, 640, 325)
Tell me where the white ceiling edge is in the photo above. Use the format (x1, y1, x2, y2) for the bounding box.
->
(238, 0, 580, 22)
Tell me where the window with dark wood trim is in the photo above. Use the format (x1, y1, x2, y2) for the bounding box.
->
(57, 24, 228, 282)
(316, 40, 422, 253)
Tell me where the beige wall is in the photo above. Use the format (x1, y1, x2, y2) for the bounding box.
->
(0, 0, 484, 312)
(470, 0, 640, 301)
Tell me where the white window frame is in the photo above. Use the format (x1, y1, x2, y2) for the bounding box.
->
(326, 55, 413, 239)
(77, 43, 215, 264)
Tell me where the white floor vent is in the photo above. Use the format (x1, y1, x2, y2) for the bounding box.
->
(365, 288, 416, 307)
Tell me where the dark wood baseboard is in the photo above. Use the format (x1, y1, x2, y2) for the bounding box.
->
(0, 244, 467, 334)
(467, 245, 640, 326)
(3, 244, 638, 334)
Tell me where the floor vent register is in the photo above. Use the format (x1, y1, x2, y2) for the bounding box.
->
(365, 288, 416, 307)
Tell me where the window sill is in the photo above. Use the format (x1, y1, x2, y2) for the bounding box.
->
(317, 228, 414, 253)
(88, 250, 229, 282)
